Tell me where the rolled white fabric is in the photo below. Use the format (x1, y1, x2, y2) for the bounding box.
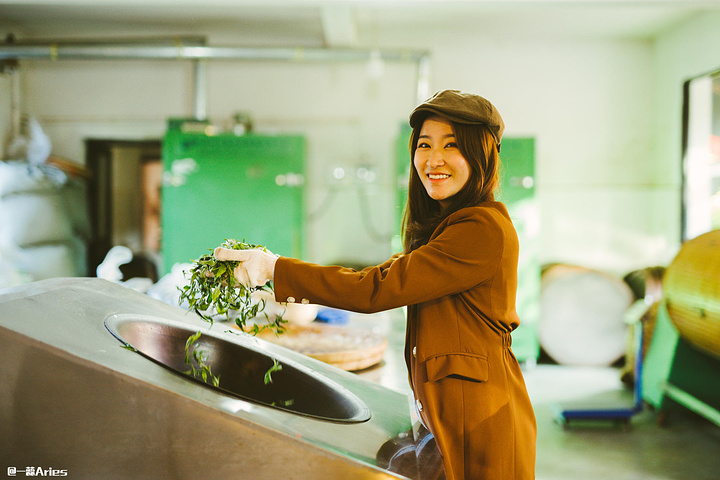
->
(539, 264, 634, 366)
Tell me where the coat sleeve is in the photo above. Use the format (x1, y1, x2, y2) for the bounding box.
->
(273, 208, 506, 313)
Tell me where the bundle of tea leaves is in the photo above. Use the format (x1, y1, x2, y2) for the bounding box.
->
(178, 239, 285, 387)
(179, 238, 286, 336)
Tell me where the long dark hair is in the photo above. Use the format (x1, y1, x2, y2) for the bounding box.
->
(401, 115, 500, 253)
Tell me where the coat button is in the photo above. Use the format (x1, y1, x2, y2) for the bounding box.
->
(416, 399, 423, 412)
(412, 346, 417, 357)
(286, 296, 295, 303)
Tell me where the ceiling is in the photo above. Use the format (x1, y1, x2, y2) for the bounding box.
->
(0, 0, 718, 47)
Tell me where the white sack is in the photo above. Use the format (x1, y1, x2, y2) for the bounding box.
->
(14, 239, 87, 280)
(6, 117, 52, 166)
(0, 161, 65, 197)
(0, 246, 32, 289)
(146, 262, 192, 307)
(0, 192, 75, 247)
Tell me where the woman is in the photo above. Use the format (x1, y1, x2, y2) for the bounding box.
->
(215, 90, 537, 479)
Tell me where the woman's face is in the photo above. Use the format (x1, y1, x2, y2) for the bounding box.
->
(413, 116, 471, 209)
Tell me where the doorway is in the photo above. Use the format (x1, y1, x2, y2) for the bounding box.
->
(85, 139, 162, 281)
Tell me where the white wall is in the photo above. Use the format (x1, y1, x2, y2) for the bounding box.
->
(387, 34, 661, 274)
(5, 53, 419, 266)
(653, 11, 720, 244)
(3, 14, 715, 275)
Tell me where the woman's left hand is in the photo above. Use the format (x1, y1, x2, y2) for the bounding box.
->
(213, 247, 278, 288)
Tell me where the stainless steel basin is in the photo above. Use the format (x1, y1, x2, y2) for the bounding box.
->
(105, 315, 371, 423)
(0, 278, 412, 479)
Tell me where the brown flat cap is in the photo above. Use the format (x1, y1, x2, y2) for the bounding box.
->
(409, 90, 505, 147)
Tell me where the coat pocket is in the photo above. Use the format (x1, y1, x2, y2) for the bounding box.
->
(423, 353, 489, 383)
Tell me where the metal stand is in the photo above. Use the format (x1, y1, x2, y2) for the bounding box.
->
(554, 304, 646, 428)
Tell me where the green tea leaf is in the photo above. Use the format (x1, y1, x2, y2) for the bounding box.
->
(264, 358, 282, 385)
(184, 330, 221, 387)
(178, 239, 288, 389)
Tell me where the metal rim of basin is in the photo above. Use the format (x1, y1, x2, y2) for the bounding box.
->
(104, 314, 372, 424)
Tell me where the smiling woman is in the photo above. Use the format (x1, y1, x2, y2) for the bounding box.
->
(403, 91, 502, 253)
(210, 90, 536, 480)
(413, 116, 471, 209)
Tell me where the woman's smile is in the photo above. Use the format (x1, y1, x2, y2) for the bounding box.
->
(414, 116, 471, 209)
(428, 173, 451, 180)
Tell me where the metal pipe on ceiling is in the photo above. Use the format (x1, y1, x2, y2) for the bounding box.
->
(0, 42, 432, 107)
(0, 42, 428, 63)
(192, 60, 208, 121)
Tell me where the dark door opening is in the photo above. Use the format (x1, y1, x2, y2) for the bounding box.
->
(85, 139, 162, 281)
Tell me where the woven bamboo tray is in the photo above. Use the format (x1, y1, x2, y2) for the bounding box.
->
(234, 323, 388, 371)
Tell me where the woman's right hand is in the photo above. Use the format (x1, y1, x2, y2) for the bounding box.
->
(213, 247, 278, 288)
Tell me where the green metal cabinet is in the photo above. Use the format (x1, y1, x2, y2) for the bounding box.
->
(394, 125, 540, 363)
(496, 138, 540, 364)
(161, 120, 305, 274)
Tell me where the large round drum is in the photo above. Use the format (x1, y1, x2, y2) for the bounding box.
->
(539, 264, 634, 366)
(664, 229, 720, 360)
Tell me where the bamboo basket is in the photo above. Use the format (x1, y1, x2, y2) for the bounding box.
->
(664, 229, 720, 360)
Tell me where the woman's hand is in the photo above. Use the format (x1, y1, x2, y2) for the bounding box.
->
(213, 247, 278, 288)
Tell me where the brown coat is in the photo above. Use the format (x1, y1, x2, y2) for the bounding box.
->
(274, 202, 537, 479)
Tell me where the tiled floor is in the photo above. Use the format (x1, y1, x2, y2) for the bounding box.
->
(349, 310, 720, 480)
(527, 365, 720, 480)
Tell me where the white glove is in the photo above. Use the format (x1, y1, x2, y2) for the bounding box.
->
(213, 247, 278, 288)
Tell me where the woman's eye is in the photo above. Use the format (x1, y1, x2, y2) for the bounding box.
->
(445, 142, 458, 149)
(418, 142, 430, 149)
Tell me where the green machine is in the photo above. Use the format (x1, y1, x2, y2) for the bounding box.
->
(642, 230, 720, 427)
(394, 125, 540, 363)
(161, 119, 305, 275)
(643, 303, 720, 426)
